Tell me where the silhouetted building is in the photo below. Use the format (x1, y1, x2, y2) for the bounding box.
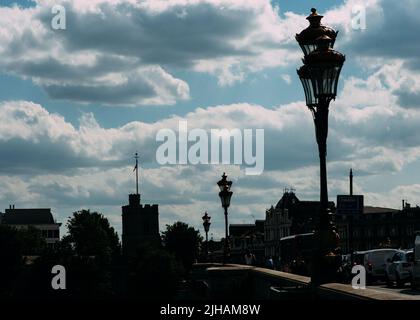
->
(334, 169, 420, 252)
(336, 195, 364, 214)
(265, 204, 291, 259)
(229, 220, 265, 264)
(336, 169, 364, 215)
(264, 189, 334, 258)
(335, 203, 420, 253)
(122, 194, 160, 257)
(0, 205, 61, 248)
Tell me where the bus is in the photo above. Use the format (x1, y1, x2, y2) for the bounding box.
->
(279, 233, 315, 275)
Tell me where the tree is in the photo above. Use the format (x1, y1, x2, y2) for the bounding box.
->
(1, 211, 122, 298)
(128, 243, 184, 300)
(0, 225, 46, 297)
(162, 222, 202, 273)
(60, 210, 121, 297)
(63, 209, 120, 260)
(18, 226, 46, 255)
(0, 225, 24, 297)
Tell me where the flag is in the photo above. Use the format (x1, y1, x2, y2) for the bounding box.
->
(133, 163, 137, 172)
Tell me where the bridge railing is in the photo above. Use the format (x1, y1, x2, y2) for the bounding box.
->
(190, 263, 419, 300)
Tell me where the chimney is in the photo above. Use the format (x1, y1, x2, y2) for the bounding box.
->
(402, 199, 405, 210)
(9, 205, 11, 209)
(12, 204, 14, 209)
(349, 168, 353, 196)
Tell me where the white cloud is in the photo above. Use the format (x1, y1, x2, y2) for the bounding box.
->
(0, 0, 305, 105)
(280, 74, 291, 84)
(2, 70, 420, 233)
(2, 0, 420, 234)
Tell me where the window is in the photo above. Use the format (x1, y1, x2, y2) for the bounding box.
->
(406, 252, 414, 263)
(392, 253, 401, 262)
(47, 230, 53, 238)
(42, 230, 48, 238)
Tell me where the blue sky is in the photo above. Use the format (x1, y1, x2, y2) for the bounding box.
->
(1, 0, 420, 239)
(0, 0, 352, 129)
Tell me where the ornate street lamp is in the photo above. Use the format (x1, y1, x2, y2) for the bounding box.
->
(296, 8, 338, 56)
(217, 172, 233, 264)
(202, 211, 211, 260)
(296, 9, 345, 285)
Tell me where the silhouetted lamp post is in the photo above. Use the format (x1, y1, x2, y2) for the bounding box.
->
(296, 8, 345, 285)
(202, 211, 211, 260)
(217, 172, 233, 264)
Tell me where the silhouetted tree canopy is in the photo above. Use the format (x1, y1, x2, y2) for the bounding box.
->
(63, 209, 120, 259)
(0, 225, 46, 297)
(19, 226, 47, 255)
(162, 221, 202, 272)
(128, 243, 183, 300)
(0, 225, 24, 297)
(1, 213, 205, 300)
(54, 210, 122, 297)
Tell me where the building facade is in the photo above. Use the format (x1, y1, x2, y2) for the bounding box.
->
(264, 190, 334, 259)
(0, 206, 61, 248)
(229, 220, 265, 264)
(335, 169, 420, 252)
(335, 203, 420, 253)
(264, 204, 292, 259)
(121, 194, 160, 257)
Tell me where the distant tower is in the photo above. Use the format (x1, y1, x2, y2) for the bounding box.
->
(122, 153, 160, 257)
(349, 168, 353, 196)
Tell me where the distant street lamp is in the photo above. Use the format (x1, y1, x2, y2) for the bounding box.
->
(217, 172, 233, 264)
(202, 211, 211, 260)
(296, 8, 345, 285)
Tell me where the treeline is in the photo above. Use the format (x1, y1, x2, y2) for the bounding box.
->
(0, 210, 202, 300)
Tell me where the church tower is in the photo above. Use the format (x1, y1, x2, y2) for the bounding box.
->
(122, 153, 160, 257)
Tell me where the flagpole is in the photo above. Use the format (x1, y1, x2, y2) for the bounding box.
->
(135, 152, 139, 195)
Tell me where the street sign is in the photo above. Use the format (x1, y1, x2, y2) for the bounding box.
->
(336, 195, 364, 214)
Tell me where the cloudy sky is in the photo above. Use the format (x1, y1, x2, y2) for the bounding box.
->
(1, 0, 420, 239)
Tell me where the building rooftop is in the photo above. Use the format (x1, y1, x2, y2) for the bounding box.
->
(2, 208, 59, 225)
(363, 206, 400, 214)
(229, 219, 265, 237)
(275, 191, 334, 211)
(275, 191, 300, 209)
(230, 224, 256, 227)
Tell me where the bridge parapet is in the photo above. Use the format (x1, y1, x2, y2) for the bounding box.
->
(190, 263, 420, 300)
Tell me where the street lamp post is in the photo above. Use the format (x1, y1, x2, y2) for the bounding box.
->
(296, 8, 345, 285)
(217, 172, 233, 264)
(202, 211, 211, 260)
